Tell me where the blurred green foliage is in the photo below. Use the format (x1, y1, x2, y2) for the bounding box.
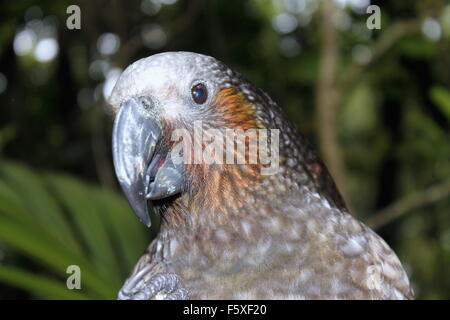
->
(0, 0, 449, 299)
(0, 161, 150, 299)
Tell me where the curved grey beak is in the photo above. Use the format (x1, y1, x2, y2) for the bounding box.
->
(112, 98, 161, 227)
(112, 97, 184, 227)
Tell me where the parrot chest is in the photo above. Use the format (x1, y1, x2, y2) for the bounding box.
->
(155, 210, 409, 299)
(146, 191, 413, 299)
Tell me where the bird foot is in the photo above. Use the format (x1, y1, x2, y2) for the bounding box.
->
(118, 265, 188, 300)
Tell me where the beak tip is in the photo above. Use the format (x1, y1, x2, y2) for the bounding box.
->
(140, 214, 152, 228)
(131, 198, 152, 228)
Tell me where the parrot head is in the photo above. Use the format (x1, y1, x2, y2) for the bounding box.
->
(109, 51, 344, 227)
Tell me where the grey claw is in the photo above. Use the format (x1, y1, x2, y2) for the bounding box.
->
(118, 264, 153, 300)
(118, 272, 188, 300)
(165, 288, 189, 300)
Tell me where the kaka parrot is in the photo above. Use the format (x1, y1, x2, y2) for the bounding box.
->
(109, 52, 413, 300)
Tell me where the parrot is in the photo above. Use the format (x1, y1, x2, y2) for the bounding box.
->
(109, 51, 414, 300)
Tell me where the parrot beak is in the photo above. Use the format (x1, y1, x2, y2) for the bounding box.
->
(112, 97, 183, 227)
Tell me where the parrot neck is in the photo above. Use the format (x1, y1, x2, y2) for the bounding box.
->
(151, 177, 345, 270)
(153, 157, 343, 233)
(154, 111, 347, 234)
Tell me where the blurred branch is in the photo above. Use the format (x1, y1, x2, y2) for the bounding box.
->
(316, 0, 350, 205)
(117, 0, 205, 67)
(167, 0, 205, 36)
(117, 34, 142, 68)
(206, 0, 228, 60)
(316, 5, 425, 210)
(368, 179, 450, 230)
(340, 19, 422, 95)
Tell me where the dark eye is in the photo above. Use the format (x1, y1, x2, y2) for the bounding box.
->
(191, 83, 208, 104)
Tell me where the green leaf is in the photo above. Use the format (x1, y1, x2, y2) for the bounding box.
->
(0, 265, 89, 300)
(0, 160, 149, 299)
(0, 161, 80, 254)
(430, 86, 450, 121)
(95, 188, 150, 273)
(45, 174, 123, 290)
(0, 216, 111, 298)
(0, 180, 31, 222)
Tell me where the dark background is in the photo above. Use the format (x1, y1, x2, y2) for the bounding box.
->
(0, 0, 449, 299)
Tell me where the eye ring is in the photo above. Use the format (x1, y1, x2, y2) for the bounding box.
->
(191, 83, 208, 104)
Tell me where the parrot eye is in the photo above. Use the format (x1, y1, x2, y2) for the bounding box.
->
(191, 83, 208, 104)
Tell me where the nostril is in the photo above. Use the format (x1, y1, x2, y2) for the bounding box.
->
(138, 96, 154, 110)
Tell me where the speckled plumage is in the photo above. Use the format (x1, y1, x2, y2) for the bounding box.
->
(110, 52, 413, 300)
